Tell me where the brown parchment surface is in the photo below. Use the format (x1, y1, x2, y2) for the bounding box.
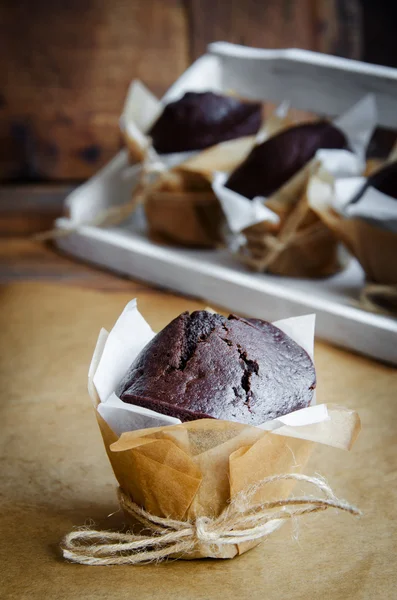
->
(0, 283, 396, 599)
(310, 203, 397, 285)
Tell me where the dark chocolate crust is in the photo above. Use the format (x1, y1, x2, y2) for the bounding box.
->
(226, 121, 348, 199)
(350, 160, 397, 204)
(118, 311, 316, 426)
(148, 92, 262, 154)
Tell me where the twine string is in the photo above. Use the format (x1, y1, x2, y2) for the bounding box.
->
(34, 146, 164, 242)
(240, 233, 288, 272)
(240, 181, 325, 273)
(62, 473, 360, 566)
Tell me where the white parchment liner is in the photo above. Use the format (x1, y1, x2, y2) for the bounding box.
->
(91, 301, 359, 451)
(313, 170, 397, 234)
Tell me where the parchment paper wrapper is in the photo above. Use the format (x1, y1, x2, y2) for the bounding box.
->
(121, 80, 271, 168)
(213, 96, 377, 277)
(308, 161, 397, 286)
(141, 165, 225, 248)
(132, 99, 290, 248)
(88, 300, 360, 559)
(120, 80, 164, 165)
(238, 186, 342, 277)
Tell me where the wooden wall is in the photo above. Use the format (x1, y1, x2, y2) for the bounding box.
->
(0, 0, 380, 182)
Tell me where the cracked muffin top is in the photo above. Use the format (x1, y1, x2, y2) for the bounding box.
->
(118, 311, 316, 426)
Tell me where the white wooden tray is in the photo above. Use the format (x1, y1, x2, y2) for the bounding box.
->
(56, 216, 397, 366)
(55, 43, 397, 365)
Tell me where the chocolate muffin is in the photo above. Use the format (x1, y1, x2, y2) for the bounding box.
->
(148, 92, 262, 154)
(226, 121, 349, 199)
(350, 160, 397, 204)
(118, 311, 316, 426)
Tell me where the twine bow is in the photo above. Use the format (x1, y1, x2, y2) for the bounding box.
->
(62, 473, 360, 566)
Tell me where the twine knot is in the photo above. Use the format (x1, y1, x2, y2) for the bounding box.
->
(62, 473, 361, 566)
(194, 517, 220, 544)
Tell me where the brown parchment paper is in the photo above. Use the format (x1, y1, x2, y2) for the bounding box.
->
(143, 172, 224, 248)
(309, 170, 397, 285)
(100, 415, 313, 559)
(239, 164, 342, 278)
(311, 207, 397, 284)
(1, 283, 396, 599)
(219, 97, 376, 277)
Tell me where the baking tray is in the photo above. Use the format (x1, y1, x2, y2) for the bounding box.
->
(55, 43, 397, 365)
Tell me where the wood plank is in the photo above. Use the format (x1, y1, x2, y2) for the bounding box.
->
(0, 185, 182, 291)
(0, 237, 157, 291)
(0, 0, 364, 183)
(360, 0, 397, 156)
(0, 183, 154, 289)
(0, 0, 188, 181)
(0, 182, 137, 289)
(314, 0, 362, 58)
(361, 0, 397, 68)
(184, 0, 362, 125)
(0, 185, 73, 236)
(185, 0, 361, 59)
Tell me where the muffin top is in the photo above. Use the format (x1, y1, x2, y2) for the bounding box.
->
(148, 91, 262, 154)
(118, 310, 316, 426)
(226, 121, 348, 199)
